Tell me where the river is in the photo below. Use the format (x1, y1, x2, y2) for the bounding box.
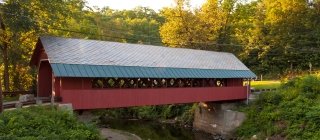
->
(102, 119, 217, 140)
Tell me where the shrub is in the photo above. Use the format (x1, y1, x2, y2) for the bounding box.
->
(236, 75, 320, 139)
(296, 75, 320, 94)
(96, 104, 197, 125)
(0, 106, 100, 140)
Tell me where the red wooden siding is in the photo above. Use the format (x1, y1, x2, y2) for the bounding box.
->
(38, 61, 52, 97)
(53, 77, 61, 97)
(55, 77, 247, 110)
(60, 87, 247, 110)
(226, 78, 243, 86)
(60, 78, 91, 90)
(30, 42, 48, 67)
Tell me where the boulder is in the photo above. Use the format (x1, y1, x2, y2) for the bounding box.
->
(15, 102, 23, 108)
(19, 94, 35, 102)
(36, 99, 43, 105)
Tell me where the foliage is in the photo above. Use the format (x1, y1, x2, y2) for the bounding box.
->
(160, 0, 320, 76)
(0, 0, 164, 91)
(160, 0, 237, 51)
(96, 104, 197, 125)
(0, 0, 86, 91)
(0, 106, 100, 140)
(236, 0, 320, 75)
(237, 75, 320, 139)
(2, 95, 19, 102)
(1, 0, 320, 93)
(160, 0, 205, 48)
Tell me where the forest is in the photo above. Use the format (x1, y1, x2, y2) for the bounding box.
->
(0, 0, 320, 91)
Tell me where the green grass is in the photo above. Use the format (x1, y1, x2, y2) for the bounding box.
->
(3, 96, 19, 102)
(250, 80, 281, 89)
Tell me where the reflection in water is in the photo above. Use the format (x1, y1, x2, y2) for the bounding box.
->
(103, 119, 214, 140)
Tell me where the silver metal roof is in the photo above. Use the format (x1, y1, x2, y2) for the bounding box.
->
(50, 63, 256, 78)
(40, 36, 251, 71)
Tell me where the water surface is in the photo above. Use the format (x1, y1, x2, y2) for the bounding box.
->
(104, 119, 214, 140)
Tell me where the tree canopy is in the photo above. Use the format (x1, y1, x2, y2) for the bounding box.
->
(0, 0, 320, 90)
(160, 0, 320, 76)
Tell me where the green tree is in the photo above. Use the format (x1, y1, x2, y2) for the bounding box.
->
(0, 0, 86, 91)
(234, 0, 320, 75)
(160, 0, 240, 51)
(160, 0, 206, 48)
(198, 0, 237, 51)
(0, 0, 164, 91)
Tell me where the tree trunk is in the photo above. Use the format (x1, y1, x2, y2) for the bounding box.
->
(0, 75, 2, 113)
(2, 45, 9, 91)
(0, 16, 9, 91)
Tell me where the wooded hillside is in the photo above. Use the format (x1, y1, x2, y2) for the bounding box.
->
(0, 0, 319, 91)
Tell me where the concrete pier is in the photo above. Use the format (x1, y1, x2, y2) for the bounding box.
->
(193, 102, 246, 137)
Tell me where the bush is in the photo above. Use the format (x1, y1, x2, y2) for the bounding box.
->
(236, 75, 320, 139)
(0, 106, 100, 140)
(96, 104, 197, 125)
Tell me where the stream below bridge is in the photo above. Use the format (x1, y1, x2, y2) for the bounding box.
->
(101, 119, 222, 140)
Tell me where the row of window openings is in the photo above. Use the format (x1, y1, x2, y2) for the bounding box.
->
(92, 78, 226, 88)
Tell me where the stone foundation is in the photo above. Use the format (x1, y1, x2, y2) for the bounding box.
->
(193, 102, 246, 137)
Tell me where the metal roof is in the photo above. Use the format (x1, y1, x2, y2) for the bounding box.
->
(38, 36, 256, 78)
(51, 63, 256, 78)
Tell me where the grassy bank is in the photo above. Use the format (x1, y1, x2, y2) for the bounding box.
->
(3, 96, 19, 102)
(237, 75, 320, 139)
(0, 106, 100, 140)
(250, 80, 281, 89)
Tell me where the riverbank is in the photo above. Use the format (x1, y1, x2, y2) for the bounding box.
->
(77, 111, 142, 140)
(102, 118, 216, 140)
(77, 110, 220, 140)
(236, 75, 320, 139)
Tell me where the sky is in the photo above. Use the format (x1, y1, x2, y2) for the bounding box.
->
(85, 0, 206, 11)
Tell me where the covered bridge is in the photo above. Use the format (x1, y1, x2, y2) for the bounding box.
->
(30, 36, 256, 110)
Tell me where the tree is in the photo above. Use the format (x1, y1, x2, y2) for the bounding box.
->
(197, 0, 237, 51)
(0, 76, 2, 113)
(233, 0, 320, 75)
(0, 14, 9, 91)
(0, 0, 164, 91)
(0, 0, 86, 91)
(160, 0, 206, 48)
(160, 0, 240, 51)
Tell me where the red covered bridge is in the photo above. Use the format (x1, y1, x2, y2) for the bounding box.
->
(30, 36, 256, 110)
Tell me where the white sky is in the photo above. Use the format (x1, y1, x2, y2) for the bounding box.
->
(85, 0, 206, 11)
